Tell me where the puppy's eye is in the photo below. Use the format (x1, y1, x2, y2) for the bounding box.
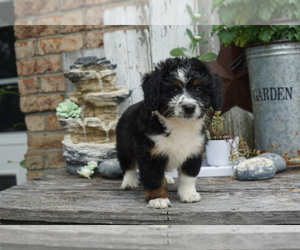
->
(171, 87, 180, 94)
(195, 87, 202, 93)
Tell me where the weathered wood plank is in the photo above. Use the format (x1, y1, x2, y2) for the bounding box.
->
(1, 225, 300, 249)
(149, 25, 193, 65)
(0, 168, 300, 225)
(149, 0, 195, 25)
(103, 1, 149, 25)
(103, 27, 151, 111)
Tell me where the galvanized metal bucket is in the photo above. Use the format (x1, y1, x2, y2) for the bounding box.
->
(246, 42, 300, 164)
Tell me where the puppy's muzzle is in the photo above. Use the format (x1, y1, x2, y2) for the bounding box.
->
(182, 103, 196, 115)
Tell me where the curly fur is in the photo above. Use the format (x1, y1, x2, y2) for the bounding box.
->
(116, 57, 223, 209)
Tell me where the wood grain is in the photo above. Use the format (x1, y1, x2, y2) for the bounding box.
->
(0, 168, 300, 225)
(1, 225, 300, 249)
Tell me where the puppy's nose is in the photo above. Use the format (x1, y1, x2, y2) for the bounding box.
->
(182, 104, 196, 114)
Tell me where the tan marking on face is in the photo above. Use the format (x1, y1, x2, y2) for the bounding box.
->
(193, 79, 201, 85)
(145, 178, 168, 201)
(175, 80, 183, 86)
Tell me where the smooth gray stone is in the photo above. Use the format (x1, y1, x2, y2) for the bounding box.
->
(98, 158, 123, 179)
(258, 153, 287, 173)
(233, 157, 276, 181)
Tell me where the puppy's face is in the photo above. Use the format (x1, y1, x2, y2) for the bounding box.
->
(159, 67, 213, 120)
(142, 58, 223, 119)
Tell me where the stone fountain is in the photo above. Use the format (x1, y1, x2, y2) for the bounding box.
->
(59, 57, 130, 174)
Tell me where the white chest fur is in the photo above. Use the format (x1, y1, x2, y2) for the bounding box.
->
(148, 115, 206, 171)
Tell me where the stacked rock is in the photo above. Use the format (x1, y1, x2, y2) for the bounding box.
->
(59, 57, 130, 175)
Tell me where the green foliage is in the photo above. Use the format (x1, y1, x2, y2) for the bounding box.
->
(0, 85, 18, 99)
(212, 0, 300, 24)
(169, 5, 217, 61)
(212, 25, 300, 47)
(206, 111, 227, 140)
(170, 28, 217, 61)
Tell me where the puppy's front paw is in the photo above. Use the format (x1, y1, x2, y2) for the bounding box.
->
(120, 170, 139, 190)
(178, 190, 201, 203)
(120, 179, 139, 190)
(148, 198, 172, 209)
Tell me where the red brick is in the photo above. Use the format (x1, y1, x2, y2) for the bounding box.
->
(37, 25, 60, 37)
(40, 74, 66, 93)
(14, 40, 36, 59)
(20, 94, 65, 113)
(38, 34, 84, 55)
(16, 55, 62, 76)
(27, 132, 64, 149)
(60, 0, 85, 10)
(83, 25, 105, 30)
(25, 151, 45, 170)
(38, 10, 84, 25)
(14, 0, 38, 18)
(35, 55, 62, 74)
(85, 7, 104, 25)
(47, 150, 65, 169)
(14, 0, 59, 18)
(14, 25, 38, 40)
(85, 30, 103, 48)
(16, 59, 35, 77)
(18, 77, 39, 95)
(46, 114, 63, 131)
(25, 115, 46, 131)
(36, 0, 59, 14)
(60, 25, 85, 34)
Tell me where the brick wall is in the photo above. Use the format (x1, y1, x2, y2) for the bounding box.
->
(14, 0, 147, 179)
(14, 25, 102, 179)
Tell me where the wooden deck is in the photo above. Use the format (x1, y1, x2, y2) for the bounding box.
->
(0, 167, 300, 225)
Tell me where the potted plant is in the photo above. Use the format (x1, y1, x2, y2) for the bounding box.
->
(205, 110, 242, 166)
(212, 25, 300, 164)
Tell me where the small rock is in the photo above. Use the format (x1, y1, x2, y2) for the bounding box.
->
(233, 157, 276, 181)
(257, 153, 286, 173)
(98, 158, 123, 179)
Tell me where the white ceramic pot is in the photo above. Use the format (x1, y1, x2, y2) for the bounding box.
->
(206, 137, 239, 166)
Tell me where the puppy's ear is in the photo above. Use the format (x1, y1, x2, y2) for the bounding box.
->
(211, 73, 224, 111)
(141, 70, 161, 111)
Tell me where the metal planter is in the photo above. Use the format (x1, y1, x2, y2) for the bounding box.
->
(246, 42, 300, 164)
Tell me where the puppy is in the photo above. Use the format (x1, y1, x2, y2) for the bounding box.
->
(116, 57, 223, 209)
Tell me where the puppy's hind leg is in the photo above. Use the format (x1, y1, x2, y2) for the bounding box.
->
(120, 161, 140, 190)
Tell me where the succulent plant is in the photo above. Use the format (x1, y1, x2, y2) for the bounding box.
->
(77, 161, 99, 179)
(56, 100, 82, 119)
(77, 167, 95, 179)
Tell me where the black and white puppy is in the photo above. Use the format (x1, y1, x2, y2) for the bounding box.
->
(116, 57, 223, 209)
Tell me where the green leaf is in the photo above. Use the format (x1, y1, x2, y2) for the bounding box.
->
(186, 28, 195, 43)
(197, 52, 217, 62)
(259, 28, 274, 43)
(217, 28, 237, 45)
(258, 5, 274, 21)
(212, 0, 225, 10)
(218, 5, 237, 23)
(186, 4, 195, 22)
(196, 41, 209, 48)
(170, 47, 188, 57)
(20, 160, 26, 168)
